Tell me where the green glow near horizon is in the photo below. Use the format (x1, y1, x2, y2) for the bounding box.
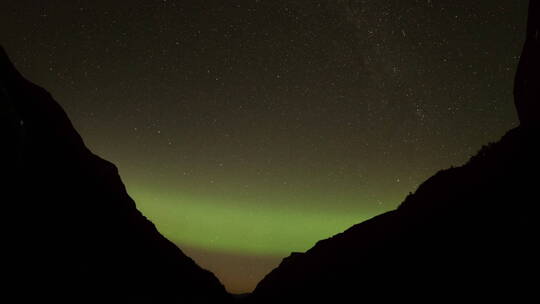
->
(129, 185, 382, 257)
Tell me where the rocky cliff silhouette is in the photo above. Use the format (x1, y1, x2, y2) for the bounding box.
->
(0, 47, 230, 303)
(515, 0, 540, 126)
(249, 2, 539, 303)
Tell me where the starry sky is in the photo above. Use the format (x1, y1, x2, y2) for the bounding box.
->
(1, 0, 529, 294)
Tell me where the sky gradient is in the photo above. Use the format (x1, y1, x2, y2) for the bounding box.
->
(1, 0, 528, 293)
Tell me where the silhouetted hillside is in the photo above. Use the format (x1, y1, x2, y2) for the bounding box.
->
(249, 2, 539, 302)
(0, 47, 231, 303)
(249, 126, 537, 303)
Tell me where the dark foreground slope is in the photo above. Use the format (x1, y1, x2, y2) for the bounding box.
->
(0, 48, 230, 303)
(250, 126, 539, 303)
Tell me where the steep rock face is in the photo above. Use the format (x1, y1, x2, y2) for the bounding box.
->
(0, 47, 230, 303)
(250, 125, 539, 303)
(514, 0, 540, 126)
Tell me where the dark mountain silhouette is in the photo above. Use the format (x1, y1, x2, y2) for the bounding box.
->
(250, 126, 538, 302)
(515, 0, 540, 126)
(248, 2, 539, 303)
(0, 47, 231, 303)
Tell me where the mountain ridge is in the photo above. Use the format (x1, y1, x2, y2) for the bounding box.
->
(248, 124, 538, 303)
(1, 46, 231, 303)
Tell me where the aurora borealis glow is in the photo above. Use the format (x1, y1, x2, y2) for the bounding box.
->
(131, 186, 374, 256)
(1, 0, 528, 294)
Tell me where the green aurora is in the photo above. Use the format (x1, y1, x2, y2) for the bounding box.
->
(129, 184, 386, 256)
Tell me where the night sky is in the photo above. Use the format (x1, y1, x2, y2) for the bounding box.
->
(1, 0, 528, 293)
